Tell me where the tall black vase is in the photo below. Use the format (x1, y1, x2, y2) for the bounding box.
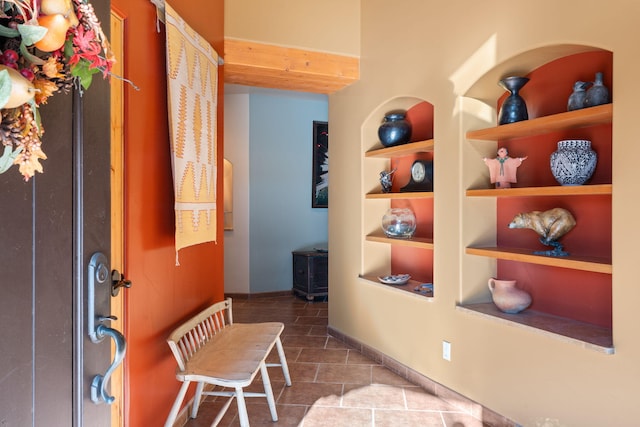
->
(498, 76, 529, 125)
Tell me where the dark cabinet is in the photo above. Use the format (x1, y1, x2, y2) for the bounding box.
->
(292, 250, 328, 300)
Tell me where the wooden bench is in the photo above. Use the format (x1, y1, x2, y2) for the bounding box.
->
(164, 298, 292, 427)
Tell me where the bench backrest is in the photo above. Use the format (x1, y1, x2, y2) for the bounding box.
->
(167, 298, 234, 372)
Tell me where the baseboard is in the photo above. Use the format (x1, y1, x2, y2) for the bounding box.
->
(224, 290, 294, 300)
(327, 326, 519, 427)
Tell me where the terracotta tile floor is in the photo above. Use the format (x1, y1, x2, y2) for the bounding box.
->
(183, 294, 489, 427)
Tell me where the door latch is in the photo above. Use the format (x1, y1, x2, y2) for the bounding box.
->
(111, 269, 132, 297)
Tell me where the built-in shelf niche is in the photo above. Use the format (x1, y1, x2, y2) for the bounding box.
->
(362, 99, 435, 299)
(460, 49, 614, 353)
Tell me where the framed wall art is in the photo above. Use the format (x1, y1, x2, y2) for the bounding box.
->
(312, 121, 329, 208)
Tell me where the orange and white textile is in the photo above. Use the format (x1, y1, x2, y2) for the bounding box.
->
(165, 3, 218, 257)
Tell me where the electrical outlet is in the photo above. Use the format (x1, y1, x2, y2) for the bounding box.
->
(442, 341, 451, 361)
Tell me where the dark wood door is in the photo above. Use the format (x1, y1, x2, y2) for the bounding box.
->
(0, 1, 113, 424)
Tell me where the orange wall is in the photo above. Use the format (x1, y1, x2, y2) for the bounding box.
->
(109, 0, 224, 425)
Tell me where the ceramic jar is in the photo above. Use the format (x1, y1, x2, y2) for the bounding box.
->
(488, 278, 532, 314)
(550, 139, 597, 186)
(378, 110, 412, 147)
(382, 208, 416, 238)
(584, 72, 610, 108)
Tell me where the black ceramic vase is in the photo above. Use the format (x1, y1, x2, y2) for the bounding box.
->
(584, 72, 610, 108)
(498, 76, 529, 125)
(378, 110, 412, 147)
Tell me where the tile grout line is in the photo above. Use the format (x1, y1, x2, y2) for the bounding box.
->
(401, 387, 408, 410)
(439, 410, 447, 426)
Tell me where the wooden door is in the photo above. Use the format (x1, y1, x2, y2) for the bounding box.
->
(0, 0, 114, 424)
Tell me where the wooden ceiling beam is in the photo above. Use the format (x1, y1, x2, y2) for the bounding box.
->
(223, 38, 359, 94)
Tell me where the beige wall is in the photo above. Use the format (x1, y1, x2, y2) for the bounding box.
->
(225, 0, 640, 423)
(329, 0, 640, 425)
(224, 0, 360, 56)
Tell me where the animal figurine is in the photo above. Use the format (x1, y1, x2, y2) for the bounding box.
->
(567, 81, 590, 111)
(379, 168, 396, 193)
(508, 208, 576, 257)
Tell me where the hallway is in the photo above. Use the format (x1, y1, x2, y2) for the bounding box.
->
(182, 294, 498, 426)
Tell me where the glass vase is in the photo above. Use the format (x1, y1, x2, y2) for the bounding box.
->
(382, 208, 416, 238)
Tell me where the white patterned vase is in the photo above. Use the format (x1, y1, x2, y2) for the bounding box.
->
(550, 139, 597, 186)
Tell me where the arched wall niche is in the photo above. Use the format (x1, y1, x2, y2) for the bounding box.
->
(361, 96, 435, 286)
(464, 44, 611, 106)
(460, 44, 614, 330)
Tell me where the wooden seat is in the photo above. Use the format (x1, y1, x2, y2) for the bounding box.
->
(164, 298, 292, 427)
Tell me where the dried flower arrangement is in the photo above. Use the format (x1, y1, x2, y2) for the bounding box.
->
(0, 0, 115, 180)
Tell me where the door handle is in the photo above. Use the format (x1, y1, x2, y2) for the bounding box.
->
(88, 252, 127, 404)
(90, 324, 127, 404)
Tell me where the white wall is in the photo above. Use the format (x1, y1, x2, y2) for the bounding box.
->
(224, 85, 329, 294)
(223, 93, 251, 293)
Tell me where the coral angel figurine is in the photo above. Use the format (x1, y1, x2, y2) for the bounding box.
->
(483, 147, 527, 188)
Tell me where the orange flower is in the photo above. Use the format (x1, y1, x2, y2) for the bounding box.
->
(33, 79, 59, 104)
(42, 57, 65, 79)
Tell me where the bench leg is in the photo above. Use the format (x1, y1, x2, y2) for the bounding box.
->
(235, 387, 249, 427)
(191, 381, 205, 419)
(260, 361, 278, 422)
(275, 337, 292, 386)
(164, 381, 190, 427)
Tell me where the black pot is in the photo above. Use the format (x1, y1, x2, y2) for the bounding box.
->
(378, 110, 412, 147)
(498, 76, 529, 125)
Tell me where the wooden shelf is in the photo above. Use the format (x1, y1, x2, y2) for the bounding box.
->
(466, 103, 612, 141)
(466, 184, 611, 197)
(365, 139, 434, 158)
(366, 232, 434, 249)
(465, 246, 611, 274)
(360, 275, 434, 299)
(457, 303, 613, 354)
(366, 191, 434, 200)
